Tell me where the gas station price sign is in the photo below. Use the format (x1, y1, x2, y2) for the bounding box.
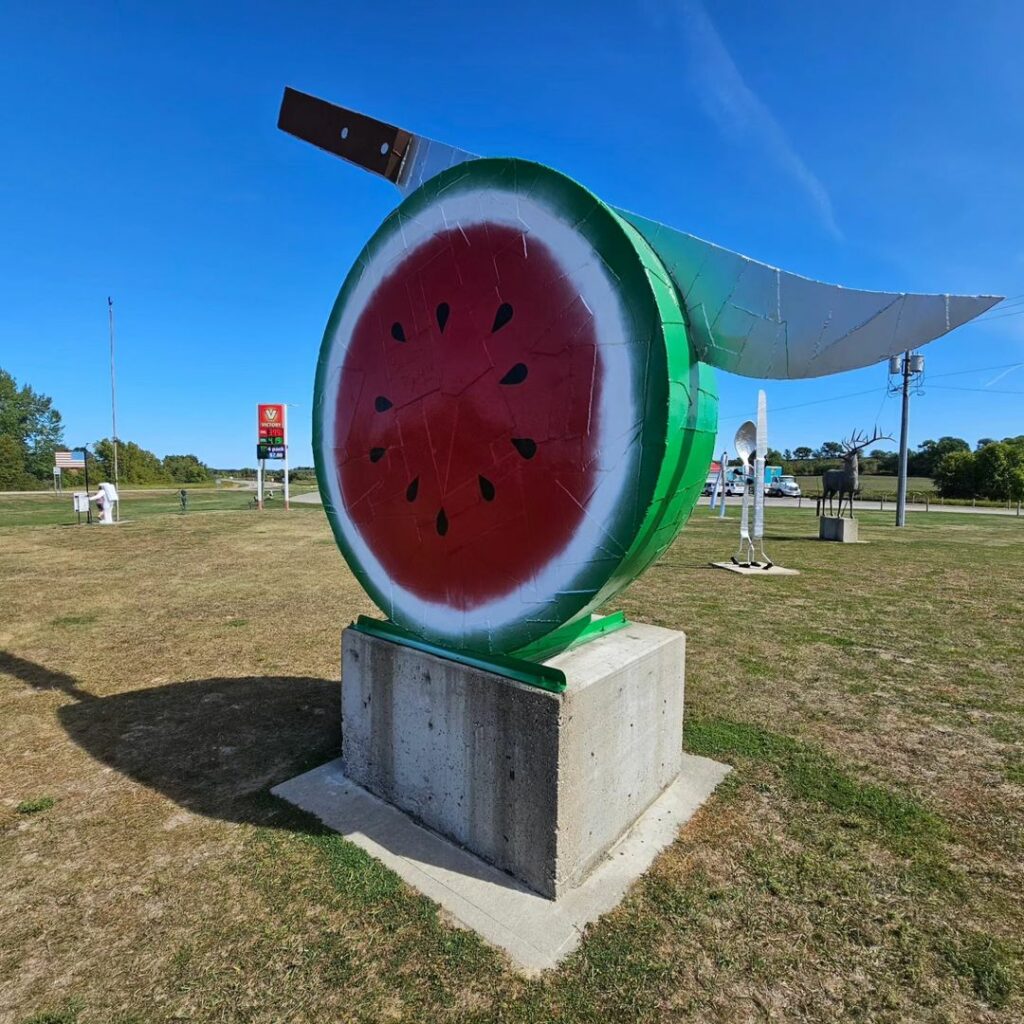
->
(257, 403, 287, 460)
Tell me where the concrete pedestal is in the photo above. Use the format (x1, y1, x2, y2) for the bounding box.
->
(273, 621, 731, 970)
(819, 516, 859, 542)
(340, 622, 685, 898)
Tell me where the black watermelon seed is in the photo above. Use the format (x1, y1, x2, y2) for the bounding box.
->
(391, 322, 406, 342)
(436, 508, 448, 536)
(436, 302, 450, 332)
(479, 475, 496, 501)
(374, 395, 393, 412)
(406, 477, 419, 502)
(511, 438, 537, 459)
(369, 447, 386, 463)
(499, 363, 528, 385)
(492, 302, 513, 332)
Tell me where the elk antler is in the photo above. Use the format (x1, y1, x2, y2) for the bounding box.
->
(842, 426, 894, 454)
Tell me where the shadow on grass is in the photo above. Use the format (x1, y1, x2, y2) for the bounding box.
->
(1, 650, 536, 892)
(1, 650, 338, 833)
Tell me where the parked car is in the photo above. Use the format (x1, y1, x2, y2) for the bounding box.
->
(767, 475, 802, 498)
(703, 474, 745, 497)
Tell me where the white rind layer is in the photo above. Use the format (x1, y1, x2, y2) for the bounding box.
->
(318, 187, 638, 639)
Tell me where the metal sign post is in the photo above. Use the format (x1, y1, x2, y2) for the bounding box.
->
(718, 450, 728, 519)
(283, 404, 290, 511)
(107, 297, 120, 514)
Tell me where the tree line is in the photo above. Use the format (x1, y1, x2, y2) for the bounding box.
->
(0, 368, 211, 489)
(770, 436, 982, 478)
(931, 437, 1024, 501)
(769, 434, 1024, 501)
(5, 366, 1019, 500)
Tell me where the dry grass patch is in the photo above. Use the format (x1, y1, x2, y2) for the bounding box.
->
(1, 501, 1022, 1021)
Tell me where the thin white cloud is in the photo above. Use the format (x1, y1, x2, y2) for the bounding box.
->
(672, 0, 843, 240)
(984, 362, 1024, 387)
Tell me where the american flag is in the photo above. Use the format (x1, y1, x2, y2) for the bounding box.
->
(54, 450, 85, 469)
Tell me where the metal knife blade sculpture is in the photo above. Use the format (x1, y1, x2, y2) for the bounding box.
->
(279, 87, 1000, 656)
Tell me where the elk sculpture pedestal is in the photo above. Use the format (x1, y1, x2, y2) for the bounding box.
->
(819, 516, 859, 542)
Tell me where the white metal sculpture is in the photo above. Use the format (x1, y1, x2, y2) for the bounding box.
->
(733, 420, 756, 566)
(708, 449, 729, 519)
(732, 391, 773, 569)
(91, 481, 119, 525)
(753, 391, 767, 544)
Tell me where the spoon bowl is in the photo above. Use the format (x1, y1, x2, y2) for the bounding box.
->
(734, 420, 756, 469)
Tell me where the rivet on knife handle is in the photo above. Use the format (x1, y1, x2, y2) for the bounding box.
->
(278, 87, 413, 184)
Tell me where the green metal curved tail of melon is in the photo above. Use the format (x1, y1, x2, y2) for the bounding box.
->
(313, 158, 717, 660)
(537, 212, 719, 648)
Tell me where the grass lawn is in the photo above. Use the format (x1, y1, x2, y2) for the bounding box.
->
(0, 486, 318, 529)
(1, 499, 1022, 1022)
(795, 474, 935, 498)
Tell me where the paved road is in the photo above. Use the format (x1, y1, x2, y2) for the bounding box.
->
(709, 495, 1022, 517)
(291, 489, 1021, 518)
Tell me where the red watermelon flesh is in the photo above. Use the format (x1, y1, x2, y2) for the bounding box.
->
(335, 223, 603, 609)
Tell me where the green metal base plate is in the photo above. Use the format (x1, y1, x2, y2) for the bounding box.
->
(349, 612, 629, 694)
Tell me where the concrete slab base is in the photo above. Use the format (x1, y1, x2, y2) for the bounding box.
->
(341, 622, 690, 898)
(819, 516, 860, 542)
(711, 561, 800, 576)
(271, 753, 730, 973)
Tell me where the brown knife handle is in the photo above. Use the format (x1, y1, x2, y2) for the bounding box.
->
(277, 87, 413, 184)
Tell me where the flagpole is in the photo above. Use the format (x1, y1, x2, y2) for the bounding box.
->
(107, 297, 120, 513)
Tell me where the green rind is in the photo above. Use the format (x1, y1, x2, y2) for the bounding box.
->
(313, 158, 718, 655)
(512, 611, 629, 663)
(558, 213, 718, 624)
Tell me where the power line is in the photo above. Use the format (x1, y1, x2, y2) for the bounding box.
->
(971, 307, 1024, 325)
(721, 379, 1024, 428)
(928, 361, 1024, 379)
(872, 381, 891, 423)
(718, 385, 884, 422)
(927, 384, 1024, 396)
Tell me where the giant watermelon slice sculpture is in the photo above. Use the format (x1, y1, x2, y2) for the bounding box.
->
(280, 88, 1000, 659)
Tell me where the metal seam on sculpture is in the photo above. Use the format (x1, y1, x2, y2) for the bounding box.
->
(889, 296, 906, 349)
(812, 308, 833, 360)
(824, 294, 903, 351)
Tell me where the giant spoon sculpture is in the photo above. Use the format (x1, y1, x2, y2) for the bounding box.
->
(279, 88, 1000, 665)
(731, 391, 773, 569)
(733, 420, 757, 567)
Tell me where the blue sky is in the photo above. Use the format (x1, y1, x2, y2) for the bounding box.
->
(2, 0, 1022, 467)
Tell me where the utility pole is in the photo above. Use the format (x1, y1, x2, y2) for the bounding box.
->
(107, 297, 120, 503)
(891, 351, 924, 527)
(895, 350, 911, 527)
(80, 446, 92, 524)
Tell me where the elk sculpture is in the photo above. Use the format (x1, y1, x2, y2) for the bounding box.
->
(821, 429, 893, 518)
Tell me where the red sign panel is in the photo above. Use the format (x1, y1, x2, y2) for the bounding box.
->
(257, 404, 286, 459)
